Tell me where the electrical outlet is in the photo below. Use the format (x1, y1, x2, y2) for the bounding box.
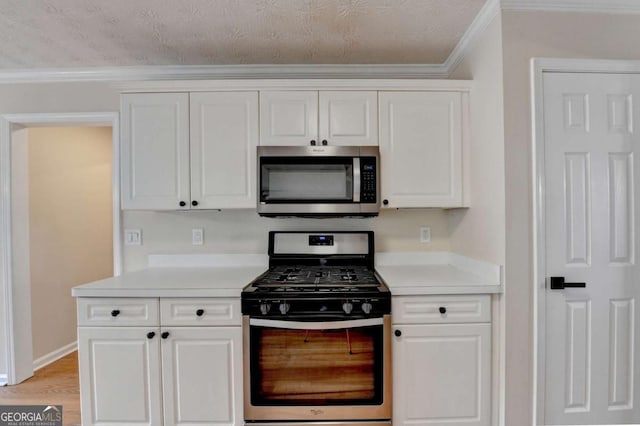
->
(124, 229, 142, 246)
(419, 226, 431, 243)
(192, 228, 204, 245)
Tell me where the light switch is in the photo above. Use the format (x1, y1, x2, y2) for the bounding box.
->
(125, 229, 142, 246)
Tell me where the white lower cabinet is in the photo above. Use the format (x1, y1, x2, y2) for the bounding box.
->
(162, 327, 242, 426)
(392, 296, 491, 426)
(77, 298, 242, 426)
(78, 327, 163, 426)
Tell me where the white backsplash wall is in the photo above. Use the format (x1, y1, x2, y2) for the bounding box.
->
(123, 208, 450, 271)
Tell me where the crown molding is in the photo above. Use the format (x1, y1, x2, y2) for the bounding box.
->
(501, 0, 640, 14)
(444, 0, 501, 74)
(0, 63, 450, 84)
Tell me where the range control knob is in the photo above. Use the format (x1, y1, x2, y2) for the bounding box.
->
(259, 303, 271, 316)
(361, 302, 373, 315)
(342, 302, 353, 314)
(279, 302, 290, 315)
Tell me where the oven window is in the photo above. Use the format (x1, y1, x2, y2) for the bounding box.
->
(249, 325, 383, 406)
(260, 158, 353, 202)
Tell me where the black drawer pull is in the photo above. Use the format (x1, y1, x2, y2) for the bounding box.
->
(161, 331, 170, 339)
(439, 307, 447, 315)
(147, 332, 155, 339)
(111, 309, 120, 317)
(394, 329, 402, 337)
(196, 309, 204, 317)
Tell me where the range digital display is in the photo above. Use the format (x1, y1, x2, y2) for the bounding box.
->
(309, 235, 334, 246)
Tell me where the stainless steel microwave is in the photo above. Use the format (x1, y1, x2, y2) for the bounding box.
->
(257, 146, 380, 217)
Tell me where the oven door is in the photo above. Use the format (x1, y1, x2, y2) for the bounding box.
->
(243, 315, 391, 422)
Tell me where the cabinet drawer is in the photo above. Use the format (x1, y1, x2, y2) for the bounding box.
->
(392, 295, 490, 324)
(160, 298, 241, 326)
(77, 298, 159, 326)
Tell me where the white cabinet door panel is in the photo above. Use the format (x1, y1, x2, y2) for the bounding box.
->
(190, 92, 258, 209)
(122, 93, 190, 210)
(162, 327, 242, 426)
(78, 327, 162, 426)
(379, 91, 463, 207)
(319, 91, 378, 146)
(393, 323, 491, 426)
(260, 91, 318, 146)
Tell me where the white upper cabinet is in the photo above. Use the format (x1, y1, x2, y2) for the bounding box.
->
(122, 91, 259, 210)
(122, 93, 191, 210)
(190, 92, 258, 209)
(260, 91, 378, 146)
(379, 91, 467, 208)
(259, 91, 318, 146)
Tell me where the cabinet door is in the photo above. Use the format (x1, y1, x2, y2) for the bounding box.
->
(190, 92, 259, 209)
(122, 93, 191, 210)
(259, 91, 318, 146)
(78, 327, 162, 426)
(319, 91, 378, 146)
(392, 323, 491, 426)
(161, 327, 242, 426)
(379, 92, 463, 207)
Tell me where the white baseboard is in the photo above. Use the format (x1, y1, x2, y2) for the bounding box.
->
(0, 373, 7, 386)
(33, 341, 77, 371)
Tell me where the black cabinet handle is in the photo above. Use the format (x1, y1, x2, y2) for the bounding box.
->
(310, 140, 316, 146)
(196, 309, 204, 317)
(111, 309, 120, 317)
(191, 200, 198, 207)
(147, 331, 155, 339)
(394, 329, 402, 337)
(550, 276, 586, 290)
(439, 307, 447, 314)
(383, 199, 389, 206)
(322, 139, 328, 146)
(161, 331, 170, 339)
(179, 201, 186, 207)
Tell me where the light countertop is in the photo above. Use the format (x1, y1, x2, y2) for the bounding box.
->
(72, 253, 503, 298)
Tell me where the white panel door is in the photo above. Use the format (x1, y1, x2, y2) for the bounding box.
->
(121, 93, 191, 210)
(161, 327, 243, 426)
(379, 91, 463, 207)
(543, 72, 640, 424)
(78, 327, 162, 426)
(259, 91, 318, 146)
(190, 92, 259, 209)
(319, 91, 378, 146)
(392, 323, 491, 426)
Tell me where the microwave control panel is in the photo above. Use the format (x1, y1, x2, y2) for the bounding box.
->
(360, 157, 377, 204)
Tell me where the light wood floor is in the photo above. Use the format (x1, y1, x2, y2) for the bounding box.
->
(0, 351, 80, 425)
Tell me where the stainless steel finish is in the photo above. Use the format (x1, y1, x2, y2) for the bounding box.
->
(257, 145, 380, 217)
(353, 157, 361, 203)
(243, 315, 392, 422)
(249, 317, 384, 330)
(273, 233, 369, 255)
(258, 146, 361, 157)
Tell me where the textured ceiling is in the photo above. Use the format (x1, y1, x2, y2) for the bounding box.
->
(0, 0, 487, 69)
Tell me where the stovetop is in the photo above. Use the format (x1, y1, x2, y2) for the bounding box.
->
(241, 231, 390, 318)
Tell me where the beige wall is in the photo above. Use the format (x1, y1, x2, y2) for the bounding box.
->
(448, 14, 505, 266)
(501, 10, 640, 426)
(28, 126, 113, 360)
(123, 209, 451, 271)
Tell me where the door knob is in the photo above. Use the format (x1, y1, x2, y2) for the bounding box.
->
(550, 276, 586, 290)
(310, 140, 316, 146)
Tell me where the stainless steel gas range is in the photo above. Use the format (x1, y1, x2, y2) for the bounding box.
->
(241, 231, 391, 426)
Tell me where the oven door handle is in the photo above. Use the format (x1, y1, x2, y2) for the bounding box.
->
(249, 317, 383, 330)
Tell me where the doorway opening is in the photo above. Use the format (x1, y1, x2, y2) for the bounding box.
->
(0, 113, 121, 388)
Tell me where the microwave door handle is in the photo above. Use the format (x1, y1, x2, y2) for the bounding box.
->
(353, 157, 361, 202)
(249, 317, 383, 330)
